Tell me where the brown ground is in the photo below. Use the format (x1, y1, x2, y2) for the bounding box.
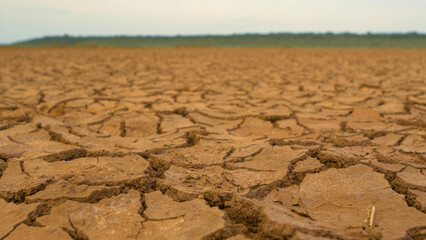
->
(0, 48, 425, 240)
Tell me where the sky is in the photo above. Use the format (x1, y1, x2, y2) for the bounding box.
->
(1, 0, 425, 44)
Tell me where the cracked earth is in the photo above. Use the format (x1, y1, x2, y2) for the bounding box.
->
(0, 48, 425, 240)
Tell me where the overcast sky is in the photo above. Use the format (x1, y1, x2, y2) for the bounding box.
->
(1, 0, 425, 44)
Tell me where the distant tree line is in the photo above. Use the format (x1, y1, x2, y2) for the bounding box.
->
(11, 32, 426, 48)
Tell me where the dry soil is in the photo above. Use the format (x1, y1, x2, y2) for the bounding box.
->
(0, 48, 425, 240)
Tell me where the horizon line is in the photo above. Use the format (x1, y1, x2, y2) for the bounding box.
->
(7, 31, 426, 45)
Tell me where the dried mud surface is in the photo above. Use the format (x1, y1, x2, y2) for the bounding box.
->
(0, 48, 425, 240)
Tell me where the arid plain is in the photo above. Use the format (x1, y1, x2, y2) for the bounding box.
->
(0, 48, 425, 239)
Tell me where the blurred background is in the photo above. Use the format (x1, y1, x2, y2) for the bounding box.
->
(1, 0, 425, 47)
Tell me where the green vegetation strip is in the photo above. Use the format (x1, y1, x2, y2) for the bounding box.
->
(11, 33, 426, 48)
